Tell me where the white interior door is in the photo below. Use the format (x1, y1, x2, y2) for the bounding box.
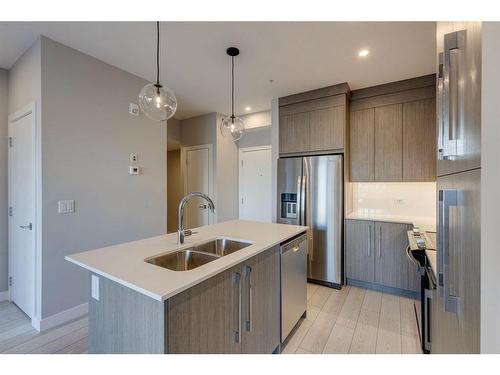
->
(8, 109, 36, 319)
(184, 145, 212, 228)
(239, 146, 272, 222)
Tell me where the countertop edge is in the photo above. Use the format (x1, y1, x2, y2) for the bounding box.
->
(66, 226, 307, 301)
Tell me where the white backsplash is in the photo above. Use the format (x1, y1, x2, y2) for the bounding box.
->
(351, 182, 436, 218)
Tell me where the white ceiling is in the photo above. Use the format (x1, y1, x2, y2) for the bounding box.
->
(0, 22, 436, 119)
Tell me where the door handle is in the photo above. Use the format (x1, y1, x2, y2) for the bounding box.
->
(199, 204, 208, 209)
(245, 266, 252, 332)
(234, 272, 242, 343)
(19, 223, 33, 231)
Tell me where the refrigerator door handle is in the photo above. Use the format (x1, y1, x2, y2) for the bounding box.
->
(438, 189, 460, 314)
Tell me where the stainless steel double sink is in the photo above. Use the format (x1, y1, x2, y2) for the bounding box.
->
(145, 238, 252, 271)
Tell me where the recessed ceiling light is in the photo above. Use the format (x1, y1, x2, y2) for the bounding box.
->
(245, 106, 252, 111)
(358, 49, 370, 57)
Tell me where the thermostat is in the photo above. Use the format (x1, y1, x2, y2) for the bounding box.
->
(129, 166, 140, 175)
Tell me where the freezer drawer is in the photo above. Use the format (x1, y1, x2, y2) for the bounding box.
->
(281, 234, 307, 342)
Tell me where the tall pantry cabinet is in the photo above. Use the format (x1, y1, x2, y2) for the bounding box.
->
(432, 22, 481, 354)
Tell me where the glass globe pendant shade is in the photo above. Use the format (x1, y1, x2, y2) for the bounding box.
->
(221, 115, 245, 141)
(139, 83, 177, 122)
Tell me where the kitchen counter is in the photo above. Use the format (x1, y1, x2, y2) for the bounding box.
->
(346, 212, 436, 232)
(66, 220, 307, 301)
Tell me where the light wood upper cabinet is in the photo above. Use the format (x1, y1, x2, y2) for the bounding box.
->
(279, 112, 310, 154)
(349, 75, 437, 182)
(403, 99, 437, 181)
(375, 104, 403, 182)
(309, 105, 345, 152)
(279, 89, 348, 155)
(350, 108, 375, 182)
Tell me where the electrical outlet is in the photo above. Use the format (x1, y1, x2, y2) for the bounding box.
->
(129, 166, 140, 175)
(129, 153, 138, 163)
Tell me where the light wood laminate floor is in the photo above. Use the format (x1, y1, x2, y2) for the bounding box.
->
(282, 283, 422, 354)
(1, 284, 421, 354)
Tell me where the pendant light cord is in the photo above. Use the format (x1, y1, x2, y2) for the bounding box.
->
(156, 21, 160, 86)
(231, 55, 235, 118)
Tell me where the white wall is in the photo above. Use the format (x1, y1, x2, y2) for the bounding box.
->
(39, 37, 167, 319)
(481, 21, 500, 353)
(0, 69, 8, 294)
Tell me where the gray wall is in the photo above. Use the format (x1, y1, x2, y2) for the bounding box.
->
(0, 69, 8, 293)
(167, 150, 182, 233)
(215, 113, 239, 222)
(39, 37, 167, 318)
(238, 127, 271, 149)
(481, 22, 500, 353)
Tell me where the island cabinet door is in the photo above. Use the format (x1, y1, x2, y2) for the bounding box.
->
(167, 264, 242, 354)
(240, 245, 281, 354)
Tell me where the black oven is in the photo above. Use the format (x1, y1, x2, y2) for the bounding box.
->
(406, 245, 436, 354)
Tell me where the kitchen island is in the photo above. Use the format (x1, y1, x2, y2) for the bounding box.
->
(66, 220, 307, 354)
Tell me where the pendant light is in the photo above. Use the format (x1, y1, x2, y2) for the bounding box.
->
(139, 21, 177, 122)
(220, 47, 245, 141)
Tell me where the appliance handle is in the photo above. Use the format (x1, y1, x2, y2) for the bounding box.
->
(442, 30, 465, 159)
(406, 245, 420, 268)
(367, 224, 371, 257)
(439, 189, 460, 314)
(303, 158, 313, 261)
(424, 288, 432, 351)
(378, 225, 382, 258)
(437, 52, 445, 160)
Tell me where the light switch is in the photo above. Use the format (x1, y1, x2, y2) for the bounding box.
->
(91, 275, 99, 301)
(58, 200, 75, 214)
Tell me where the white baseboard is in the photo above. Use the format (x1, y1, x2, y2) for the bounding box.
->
(32, 302, 88, 332)
(0, 290, 9, 302)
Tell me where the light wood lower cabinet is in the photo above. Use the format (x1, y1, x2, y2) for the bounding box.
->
(374, 221, 414, 290)
(345, 219, 374, 283)
(167, 245, 281, 354)
(345, 219, 418, 295)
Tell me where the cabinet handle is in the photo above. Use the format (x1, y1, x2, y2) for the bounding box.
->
(245, 266, 253, 332)
(234, 272, 242, 343)
(367, 225, 371, 257)
(378, 226, 382, 258)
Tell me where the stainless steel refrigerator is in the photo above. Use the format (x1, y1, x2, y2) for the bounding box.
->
(277, 155, 343, 287)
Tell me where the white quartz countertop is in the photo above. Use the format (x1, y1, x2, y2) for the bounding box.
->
(66, 220, 307, 301)
(346, 212, 436, 232)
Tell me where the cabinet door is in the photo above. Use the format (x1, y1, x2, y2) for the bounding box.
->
(167, 264, 242, 354)
(309, 105, 345, 152)
(279, 112, 310, 154)
(350, 108, 375, 182)
(403, 99, 437, 181)
(345, 219, 374, 283)
(374, 222, 413, 290)
(241, 246, 281, 354)
(437, 23, 481, 177)
(375, 104, 403, 182)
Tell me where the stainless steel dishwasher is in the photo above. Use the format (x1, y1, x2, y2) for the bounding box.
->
(281, 233, 307, 343)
